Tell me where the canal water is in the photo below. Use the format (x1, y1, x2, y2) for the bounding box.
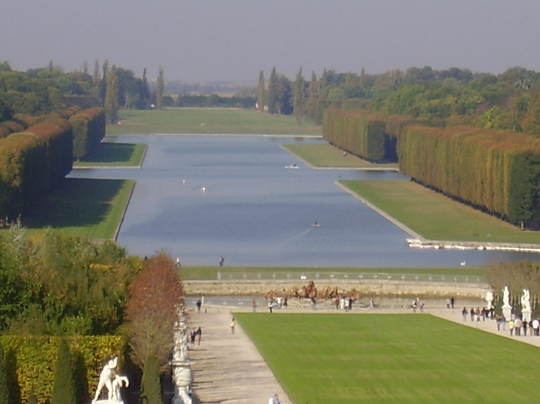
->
(69, 135, 535, 267)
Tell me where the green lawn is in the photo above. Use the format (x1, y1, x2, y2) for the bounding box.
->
(236, 313, 540, 404)
(342, 180, 540, 244)
(179, 266, 486, 280)
(21, 178, 135, 240)
(283, 143, 399, 169)
(74, 143, 147, 167)
(106, 109, 322, 136)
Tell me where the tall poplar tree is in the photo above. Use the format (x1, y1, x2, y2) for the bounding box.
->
(293, 67, 305, 125)
(104, 65, 119, 123)
(267, 67, 279, 115)
(257, 70, 265, 112)
(156, 67, 164, 110)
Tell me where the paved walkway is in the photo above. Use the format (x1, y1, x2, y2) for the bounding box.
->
(187, 302, 540, 404)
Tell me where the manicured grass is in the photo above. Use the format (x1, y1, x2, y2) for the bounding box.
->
(235, 313, 540, 404)
(342, 180, 540, 244)
(178, 266, 486, 280)
(106, 109, 322, 136)
(283, 143, 399, 169)
(21, 178, 135, 240)
(74, 143, 147, 167)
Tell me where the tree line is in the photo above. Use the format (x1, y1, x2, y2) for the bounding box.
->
(256, 65, 540, 131)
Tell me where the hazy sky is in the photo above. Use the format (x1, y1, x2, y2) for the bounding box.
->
(2, 1, 540, 83)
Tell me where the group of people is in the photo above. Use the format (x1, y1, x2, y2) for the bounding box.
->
(334, 296, 354, 311)
(498, 315, 540, 336)
(461, 306, 494, 322)
(190, 327, 202, 345)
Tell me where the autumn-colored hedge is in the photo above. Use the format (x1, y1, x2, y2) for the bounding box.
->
(322, 109, 387, 162)
(69, 107, 106, 160)
(1, 335, 126, 404)
(0, 133, 47, 218)
(25, 119, 73, 191)
(399, 125, 540, 226)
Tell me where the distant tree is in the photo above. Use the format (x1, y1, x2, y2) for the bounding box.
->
(51, 339, 77, 404)
(293, 67, 305, 125)
(100, 60, 109, 103)
(93, 59, 100, 86)
(156, 66, 164, 110)
(126, 251, 184, 374)
(105, 65, 119, 123)
(267, 67, 279, 114)
(277, 74, 292, 115)
(257, 70, 265, 112)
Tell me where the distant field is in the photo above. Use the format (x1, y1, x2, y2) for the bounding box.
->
(283, 143, 399, 169)
(106, 109, 322, 136)
(342, 180, 540, 244)
(20, 178, 135, 240)
(236, 313, 540, 404)
(74, 143, 147, 167)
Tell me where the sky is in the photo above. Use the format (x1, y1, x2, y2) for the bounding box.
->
(2, 0, 540, 83)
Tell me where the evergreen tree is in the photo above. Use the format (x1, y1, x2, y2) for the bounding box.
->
(139, 354, 163, 404)
(100, 60, 109, 103)
(0, 344, 9, 404)
(93, 59, 100, 86)
(142, 68, 151, 108)
(257, 70, 265, 112)
(51, 339, 77, 404)
(105, 65, 119, 123)
(156, 67, 164, 110)
(267, 67, 279, 114)
(293, 67, 305, 125)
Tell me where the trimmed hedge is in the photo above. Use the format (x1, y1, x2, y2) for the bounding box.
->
(322, 108, 387, 162)
(70, 107, 106, 160)
(0, 133, 47, 218)
(1, 335, 126, 404)
(398, 125, 540, 226)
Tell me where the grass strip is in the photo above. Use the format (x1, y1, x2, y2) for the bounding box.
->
(235, 313, 540, 404)
(283, 143, 398, 169)
(179, 266, 486, 280)
(21, 178, 135, 240)
(74, 143, 147, 167)
(106, 109, 322, 136)
(342, 180, 540, 244)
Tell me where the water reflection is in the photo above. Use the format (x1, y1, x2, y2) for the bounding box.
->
(69, 135, 537, 267)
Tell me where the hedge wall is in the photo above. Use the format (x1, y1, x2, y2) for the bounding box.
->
(1, 335, 126, 404)
(25, 119, 73, 191)
(70, 107, 106, 160)
(322, 108, 387, 162)
(0, 133, 47, 218)
(398, 125, 540, 226)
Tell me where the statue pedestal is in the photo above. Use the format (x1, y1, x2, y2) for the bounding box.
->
(522, 308, 532, 322)
(502, 305, 512, 320)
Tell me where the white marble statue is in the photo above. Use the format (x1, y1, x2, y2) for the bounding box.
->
(522, 289, 531, 312)
(92, 357, 129, 403)
(503, 286, 510, 307)
(486, 291, 494, 309)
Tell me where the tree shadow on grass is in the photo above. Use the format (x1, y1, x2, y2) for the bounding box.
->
(23, 178, 127, 229)
(79, 143, 137, 164)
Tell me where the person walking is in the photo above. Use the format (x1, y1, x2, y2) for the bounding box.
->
(219, 256, 224, 267)
(197, 327, 202, 345)
(462, 307, 468, 321)
(252, 299, 257, 312)
(230, 318, 236, 334)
